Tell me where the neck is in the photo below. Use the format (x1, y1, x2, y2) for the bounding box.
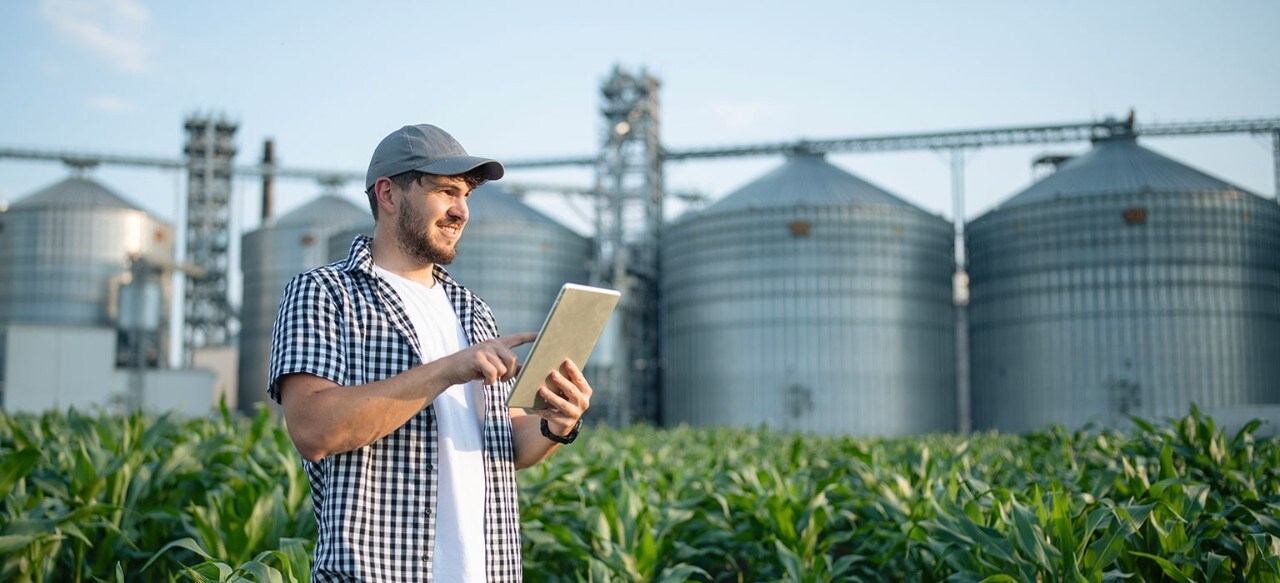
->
(369, 228, 437, 287)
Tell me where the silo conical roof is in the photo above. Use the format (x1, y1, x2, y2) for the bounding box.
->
(701, 152, 918, 214)
(272, 194, 370, 228)
(470, 183, 577, 233)
(10, 177, 144, 211)
(966, 133, 1280, 433)
(997, 135, 1252, 209)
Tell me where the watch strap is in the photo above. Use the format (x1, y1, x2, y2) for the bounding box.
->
(540, 418, 582, 444)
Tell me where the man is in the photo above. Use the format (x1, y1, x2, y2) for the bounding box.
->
(269, 123, 592, 582)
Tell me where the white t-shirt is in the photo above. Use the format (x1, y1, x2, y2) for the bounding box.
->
(374, 265, 487, 582)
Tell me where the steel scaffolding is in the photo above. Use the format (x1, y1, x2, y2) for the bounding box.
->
(181, 115, 238, 359)
(592, 66, 665, 425)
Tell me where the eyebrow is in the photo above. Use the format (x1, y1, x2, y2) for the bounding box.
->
(420, 176, 469, 195)
(433, 182, 471, 198)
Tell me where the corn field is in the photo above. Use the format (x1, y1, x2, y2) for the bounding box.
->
(2, 404, 1278, 582)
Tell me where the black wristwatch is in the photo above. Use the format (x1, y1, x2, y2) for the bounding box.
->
(540, 418, 582, 444)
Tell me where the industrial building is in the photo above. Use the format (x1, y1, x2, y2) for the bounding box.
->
(1, 69, 1278, 434)
(966, 130, 1280, 432)
(0, 175, 217, 414)
(662, 151, 956, 435)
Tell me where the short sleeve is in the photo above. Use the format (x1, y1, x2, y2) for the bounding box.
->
(268, 272, 348, 403)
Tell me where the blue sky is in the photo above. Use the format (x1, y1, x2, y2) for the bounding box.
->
(2, 0, 1278, 235)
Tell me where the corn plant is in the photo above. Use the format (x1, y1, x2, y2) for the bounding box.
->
(0, 402, 313, 582)
(2, 403, 1277, 582)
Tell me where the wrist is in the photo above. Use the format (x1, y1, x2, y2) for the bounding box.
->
(544, 418, 574, 435)
(540, 417, 582, 444)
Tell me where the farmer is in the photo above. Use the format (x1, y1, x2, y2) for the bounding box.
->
(268, 123, 592, 582)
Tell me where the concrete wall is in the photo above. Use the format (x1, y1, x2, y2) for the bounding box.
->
(1, 324, 118, 412)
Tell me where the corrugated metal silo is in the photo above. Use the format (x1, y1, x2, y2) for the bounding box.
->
(327, 183, 592, 340)
(662, 152, 956, 435)
(0, 176, 175, 327)
(239, 194, 372, 412)
(966, 133, 1280, 432)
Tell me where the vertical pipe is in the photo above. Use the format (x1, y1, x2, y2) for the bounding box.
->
(951, 147, 971, 434)
(951, 148, 966, 269)
(610, 137, 630, 427)
(261, 139, 275, 222)
(1273, 129, 1279, 204)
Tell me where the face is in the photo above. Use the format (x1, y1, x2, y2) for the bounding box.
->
(392, 174, 471, 265)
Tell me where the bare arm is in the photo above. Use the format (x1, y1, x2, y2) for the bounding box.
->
(280, 332, 536, 462)
(510, 358, 594, 469)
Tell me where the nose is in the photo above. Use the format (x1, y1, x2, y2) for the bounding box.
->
(449, 198, 468, 222)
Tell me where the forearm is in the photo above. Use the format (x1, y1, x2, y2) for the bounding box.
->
(281, 332, 535, 462)
(282, 363, 452, 462)
(510, 411, 561, 469)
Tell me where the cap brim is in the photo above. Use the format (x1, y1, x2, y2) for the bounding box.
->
(415, 156, 505, 181)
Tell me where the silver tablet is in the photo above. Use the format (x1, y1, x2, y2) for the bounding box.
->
(506, 283, 621, 409)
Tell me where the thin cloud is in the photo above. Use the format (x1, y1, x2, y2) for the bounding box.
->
(88, 95, 135, 112)
(39, 0, 152, 74)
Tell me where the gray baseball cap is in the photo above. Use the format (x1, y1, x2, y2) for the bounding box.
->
(365, 124, 504, 191)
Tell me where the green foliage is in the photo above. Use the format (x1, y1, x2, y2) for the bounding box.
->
(2, 404, 1278, 581)
(520, 410, 1280, 582)
(0, 403, 312, 582)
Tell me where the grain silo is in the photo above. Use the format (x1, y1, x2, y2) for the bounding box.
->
(239, 194, 372, 412)
(966, 131, 1280, 432)
(0, 176, 175, 327)
(662, 151, 956, 435)
(0, 174, 176, 368)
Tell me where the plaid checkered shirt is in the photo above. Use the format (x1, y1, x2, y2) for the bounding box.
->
(268, 235, 523, 582)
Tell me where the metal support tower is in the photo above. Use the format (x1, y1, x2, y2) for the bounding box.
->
(181, 115, 237, 361)
(594, 65, 664, 424)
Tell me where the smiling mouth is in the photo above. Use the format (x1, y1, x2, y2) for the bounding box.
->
(438, 223, 463, 238)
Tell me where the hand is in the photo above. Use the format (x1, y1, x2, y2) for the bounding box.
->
(533, 359, 593, 435)
(438, 332, 536, 386)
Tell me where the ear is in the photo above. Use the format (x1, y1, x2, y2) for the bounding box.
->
(373, 177, 398, 217)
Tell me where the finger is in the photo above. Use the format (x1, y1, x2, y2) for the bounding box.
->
(478, 348, 518, 383)
(501, 351, 519, 381)
(538, 384, 575, 416)
(559, 359, 593, 400)
(475, 357, 503, 385)
(551, 365, 590, 407)
(476, 364, 495, 385)
(548, 371, 593, 416)
(499, 331, 538, 349)
(546, 369, 582, 407)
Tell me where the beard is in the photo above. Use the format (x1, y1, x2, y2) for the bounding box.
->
(394, 198, 461, 265)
